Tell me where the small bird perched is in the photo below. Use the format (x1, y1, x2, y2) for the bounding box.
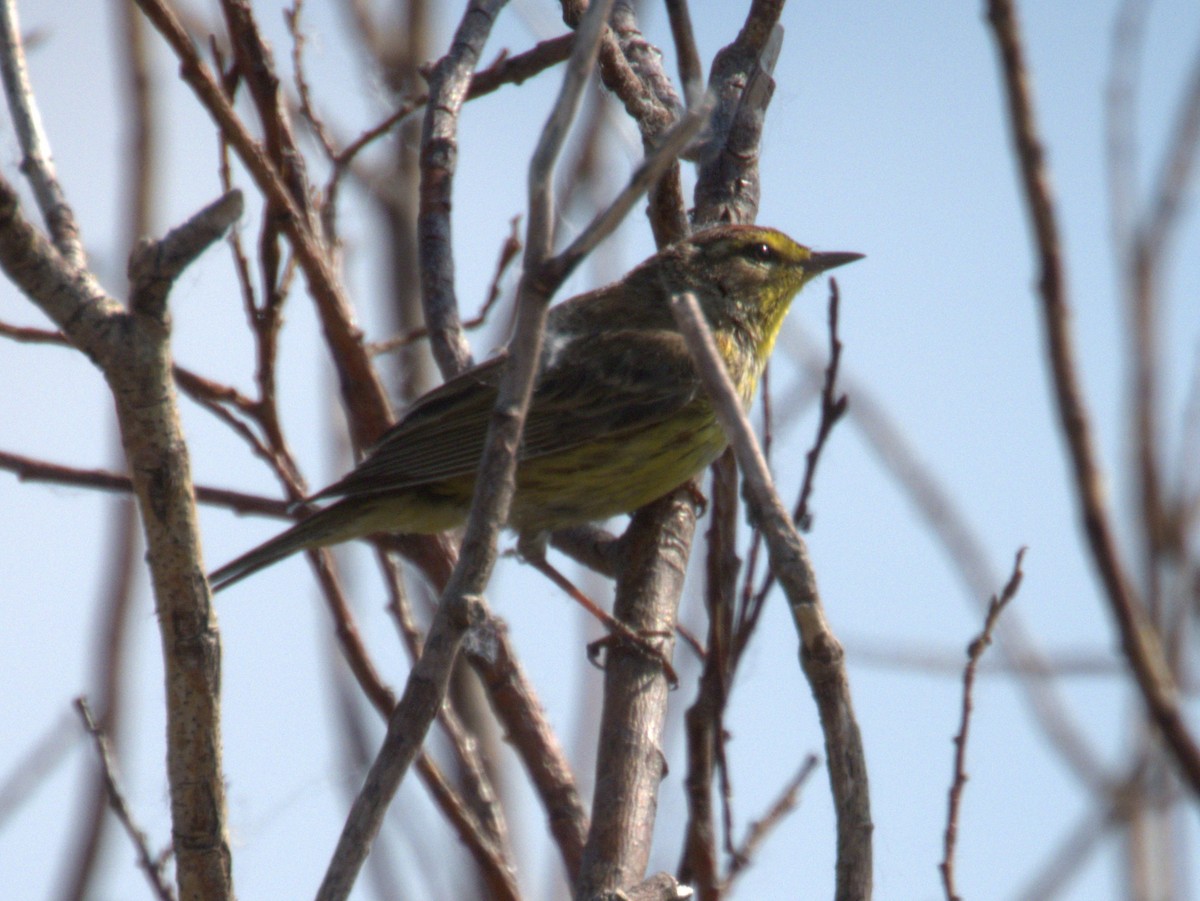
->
(209, 225, 861, 592)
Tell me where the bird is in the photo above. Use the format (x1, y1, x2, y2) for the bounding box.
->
(209, 224, 862, 592)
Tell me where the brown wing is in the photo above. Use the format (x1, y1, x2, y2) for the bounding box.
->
(311, 354, 507, 501)
(313, 328, 704, 501)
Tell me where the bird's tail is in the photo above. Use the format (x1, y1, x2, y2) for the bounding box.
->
(208, 501, 363, 593)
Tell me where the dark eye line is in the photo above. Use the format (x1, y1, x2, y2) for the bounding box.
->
(746, 241, 775, 263)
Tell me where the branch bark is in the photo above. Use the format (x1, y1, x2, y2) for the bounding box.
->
(671, 291, 872, 901)
(0, 175, 242, 899)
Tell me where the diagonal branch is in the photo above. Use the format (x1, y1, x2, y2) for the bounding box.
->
(0, 0, 84, 266)
(671, 290, 872, 901)
(133, 0, 393, 450)
(314, 3, 618, 898)
(75, 698, 176, 901)
(986, 0, 1200, 796)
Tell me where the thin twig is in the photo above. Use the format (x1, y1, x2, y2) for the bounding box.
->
(551, 95, 713, 281)
(0, 449, 294, 518)
(370, 215, 520, 357)
(75, 698, 176, 901)
(723, 754, 820, 890)
(326, 34, 574, 202)
(785, 334, 1111, 788)
(135, 0, 395, 450)
(460, 614, 590, 880)
(794, 280, 848, 531)
(940, 549, 1026, 901)
(285, 0, 338, 161)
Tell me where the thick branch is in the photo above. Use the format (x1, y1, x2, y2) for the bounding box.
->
(694, 2, 784, 226)
(0, 171, 237, 898)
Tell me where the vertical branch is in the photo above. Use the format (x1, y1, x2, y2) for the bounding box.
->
(0, 180, 243, 900)
(418, 0, 509, 379)
(0, 14, 243, 898)
(314, 4, 617, 898)
(664, 0, 703, 101)
(985, 0, 1200, 795)
(940, 551, 1025, 901)
(678, 450, 738, 900)
(58, 7, 159, 895)
(576, 492, 698, 900)
(579, 4, 788, 897)
(694, 0, 784, 226)
(1129, 31, 1200, 612)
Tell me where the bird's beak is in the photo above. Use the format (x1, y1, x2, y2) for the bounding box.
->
(807, 250, 865, 274)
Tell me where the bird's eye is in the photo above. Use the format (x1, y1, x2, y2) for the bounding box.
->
(745, 241, 775, 263)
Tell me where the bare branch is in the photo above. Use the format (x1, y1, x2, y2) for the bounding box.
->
(785, 336, 1111, 787)
(577, 490, 697, 899)
(127, 190, 244, 317)
(0, 0, 84, 265)
(723, 755, 820, 890)
(461, 616, 590, 879)
(314, 4, 618, 897)
(986, 0, 1200, 796)
(327, 35, 574, 191)
(678, 451, 739, 898)
(75, 698, 176, 901)
(553, 95, 713, 279)
(793, 280, 848, 532)
(418, 0, 510, 378)
(739, 280, 848, 657)
(526, 0, 614, 262)
(664, 0, 703, 102)
(694, 2, 785, 226)
(369, 217, 520, 357)
(940, 550, 1026, 901)
(134, 0, 395, 450)
(0, 162, 239, 896)
(0, 449, 294, 518)
(670, 290, 872, 901)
